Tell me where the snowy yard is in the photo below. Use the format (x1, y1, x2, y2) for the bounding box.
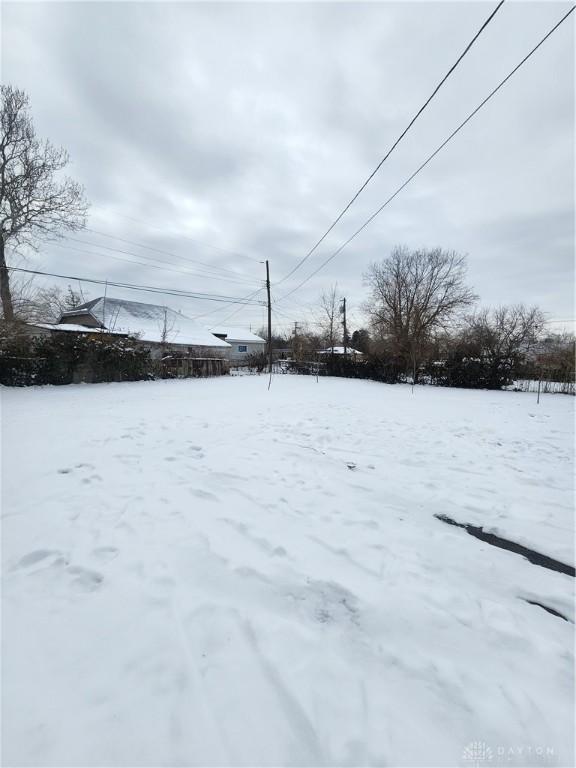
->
(2, 375, 574, 767)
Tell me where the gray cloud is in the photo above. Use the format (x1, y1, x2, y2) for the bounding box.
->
(1, 0, 573, 334)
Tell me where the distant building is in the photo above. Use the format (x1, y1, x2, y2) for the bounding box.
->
(58, 297, 231, 359)
(318, 346, 363, 357)
(209, 327, 266, 361)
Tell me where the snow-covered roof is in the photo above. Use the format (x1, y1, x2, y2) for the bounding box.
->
(318, 346, 363, 355)
(28, 323, 127, 336)
(209, 326, 266, 344)
(60, 298, 231, 348)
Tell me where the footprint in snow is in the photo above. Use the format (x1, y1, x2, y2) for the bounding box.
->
(14, 550, 104, 593)
(67, 566, 104, 593)
(286, 579, 360, 627)
(16, 549, 65, 569)
(92, 546, 119, 564)
(57, 464, 99, 481)
(273, 546, 287, 557)
(81, 474, 103, 484)
(189, 489, 219, 501)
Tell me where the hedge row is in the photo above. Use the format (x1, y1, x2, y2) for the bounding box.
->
(0, 332, 151, 386)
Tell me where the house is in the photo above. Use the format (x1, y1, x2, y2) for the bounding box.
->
(58, 297, 231, 359)
(318, 346, 364, 357)
(209, 326, 266, 361)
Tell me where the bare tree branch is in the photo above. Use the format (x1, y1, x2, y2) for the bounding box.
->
(317, 283, 340, 349)
(363, 246, 478, 375)
(0, 85, 89, 321)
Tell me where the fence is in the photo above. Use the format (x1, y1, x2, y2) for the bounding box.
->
(508, 376, 575, 396)
(276, 357, 575, 395)
(155, 357, 229, 379)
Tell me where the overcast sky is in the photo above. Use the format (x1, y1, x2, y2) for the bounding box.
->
(2, 0, 574, 334)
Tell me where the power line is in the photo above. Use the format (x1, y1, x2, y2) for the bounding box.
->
(276, 4, 575, 303)
(277, 0, 506, 285)
(269, 301, 327, 327)
(272, 291, 319, 313)
(6, 266, 265, 305)
(60, 235, 257, 284)
(269, 304, 297, 323)
(47, 240, 261, 287)
(83, 228, 258, 279)
(192, 286, 266, 323)
(90, 206, 261, 264)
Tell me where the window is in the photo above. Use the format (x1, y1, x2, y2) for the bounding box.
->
(238, 345, 248, 353)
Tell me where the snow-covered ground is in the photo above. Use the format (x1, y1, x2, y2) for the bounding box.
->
(2, 376, 574, 767)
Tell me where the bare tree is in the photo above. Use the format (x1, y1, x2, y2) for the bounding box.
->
(535, 331, 575, 377)
(0, 85, 89, 321)
(463, 304, 546, 367)
(159, 307, 177, 352)
(290, 322, 321, 361)
(5, 270, 37, 321)
(318, 284, 340, 350)
(256, 327, 290, 355)
(0, 276, 83, 325)
(27, 285, 83, 323)
(351, 328, 371, 353)
(364, 246, 477, 375)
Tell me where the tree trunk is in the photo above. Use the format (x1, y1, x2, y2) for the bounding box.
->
(0, 235, 15, 322)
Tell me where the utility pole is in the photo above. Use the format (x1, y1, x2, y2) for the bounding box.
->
(265, 260, 272, 374)
(102, 279, 108, 330)
(537, 366, 543, 405)
(292, 321, 300, 361)
(341, 297, 347, 356)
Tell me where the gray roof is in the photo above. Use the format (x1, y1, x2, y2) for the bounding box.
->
(61, 297, 231, 347)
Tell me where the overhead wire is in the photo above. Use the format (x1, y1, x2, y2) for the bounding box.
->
(59, 235, 257, 284)
(90, 206, 261, 263)
(5, 265, 265, 306)
(47, 240, 261, 287)
(82, 228, 258, 279)
(276, 0, 506, 285)
(275, 4, 575, 303)
(192, 286, 266, 323)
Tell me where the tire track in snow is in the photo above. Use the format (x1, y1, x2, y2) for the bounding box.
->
(242, 618, 326, 766)
(159, 541, 326, 766)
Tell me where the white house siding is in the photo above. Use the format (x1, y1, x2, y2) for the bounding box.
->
(209, 327, 266, 362)
(226, 340, 266, 362)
